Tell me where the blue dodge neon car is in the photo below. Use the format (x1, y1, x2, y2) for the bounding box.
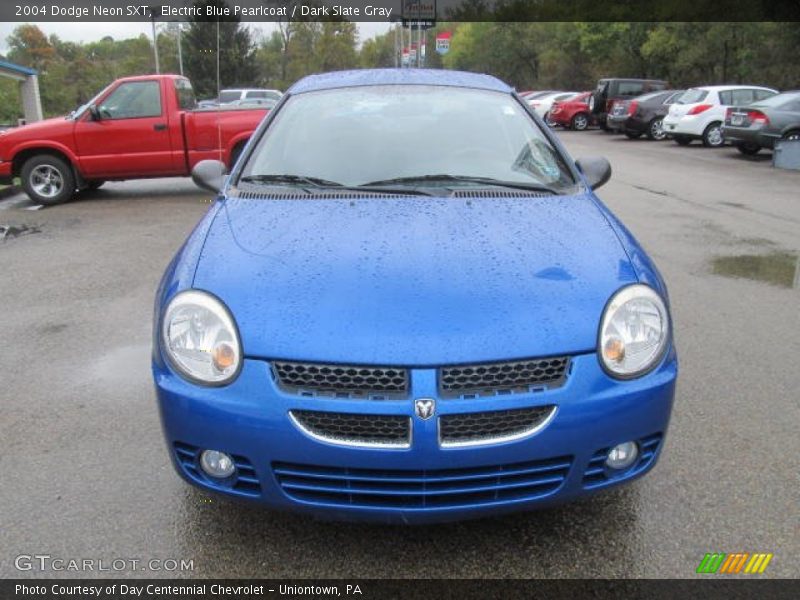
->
(153, 69, 677, 523)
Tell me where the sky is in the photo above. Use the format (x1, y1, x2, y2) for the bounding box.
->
(0, 21, 392, 54)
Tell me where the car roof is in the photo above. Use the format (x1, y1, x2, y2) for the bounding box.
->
(289, 69, 512, 95)
(690, 84, 777, 92)
(599, 78, 667, 83)
(116, 74, 186, 83)
(221, 88, 278, 92)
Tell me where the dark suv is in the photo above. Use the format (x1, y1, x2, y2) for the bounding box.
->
(589, 79, 668, 130)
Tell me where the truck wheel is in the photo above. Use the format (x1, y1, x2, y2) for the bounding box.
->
(735, 143, 761, 156)
(702, 122, 724, 147)
(784, 130, 800, 141)
(21, 155, 76, 205)
(570, 113, 589, 131)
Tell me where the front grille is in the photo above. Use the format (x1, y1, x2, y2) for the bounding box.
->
(582, 434, 663, 489)
(439, 406, 556, 447)
(439, 356, 570, 398)
(173, 442, 260, 497)
(273, 361, 409, 399)
(290, 410, 411, 448)
(273, 456, 572, 509)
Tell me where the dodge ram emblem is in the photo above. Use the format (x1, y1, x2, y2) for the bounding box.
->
(414, 398, 435, 420)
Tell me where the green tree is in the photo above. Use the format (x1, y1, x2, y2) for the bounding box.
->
(183, 0, 258, 98)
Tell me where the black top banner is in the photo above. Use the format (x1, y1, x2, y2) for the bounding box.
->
(3, 0, 799, 22)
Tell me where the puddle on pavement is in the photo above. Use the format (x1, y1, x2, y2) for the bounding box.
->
(712, 252, 799, 288)
(0, 223, 41, 241)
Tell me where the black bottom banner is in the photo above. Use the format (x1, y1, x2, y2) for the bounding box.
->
(4, 579, 799, 600)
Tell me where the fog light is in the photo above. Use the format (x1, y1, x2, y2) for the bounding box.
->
(606, 442, 639, 470)
(199, 450, 235, 479)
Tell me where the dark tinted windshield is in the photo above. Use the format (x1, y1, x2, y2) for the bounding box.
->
(242, 85, 576, 192)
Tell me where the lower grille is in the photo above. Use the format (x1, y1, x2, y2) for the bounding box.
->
(439, 356, 570, 398)
(290, 410, 411, 448)
(439, 406, 556, 447)
(582, 434, 662, 489)
(273, 456, 572, 509)
(273, 361, 408, 399)
(173, 442, 260, 497)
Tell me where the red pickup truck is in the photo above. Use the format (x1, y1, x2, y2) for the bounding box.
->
(0, 74, 269, 205)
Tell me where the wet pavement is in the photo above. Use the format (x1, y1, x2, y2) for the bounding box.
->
(1, 132, 798, 579)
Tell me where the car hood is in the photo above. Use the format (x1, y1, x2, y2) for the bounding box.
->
(1, 116, 72, 139)
(193, 194, 638, 365)
(5, 117, 74, 137)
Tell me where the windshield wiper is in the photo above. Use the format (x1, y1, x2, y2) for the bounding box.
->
(239, 174, 343, 187)
(363, 174, 562, 195)
(239, 174, 433, 196)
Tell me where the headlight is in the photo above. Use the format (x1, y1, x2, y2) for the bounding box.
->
(161, 290, 241, 385)
(599, 284, 669, 379)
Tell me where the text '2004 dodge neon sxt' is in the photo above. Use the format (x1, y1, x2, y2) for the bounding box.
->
(152, 69, 677, 523)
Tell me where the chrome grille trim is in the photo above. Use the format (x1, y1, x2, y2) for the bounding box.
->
(289, 410, 412, 449)
(439, 406, 557, 448)
(439, 356, 570, 398)
(273, 361, 409, 399)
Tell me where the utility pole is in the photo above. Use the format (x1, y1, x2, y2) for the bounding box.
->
(167, 21, 185, 75)
(149, 5, 161, 74)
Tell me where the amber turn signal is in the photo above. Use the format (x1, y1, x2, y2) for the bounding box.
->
(212, 342, 236, 371)
(603, 338, 625, 363)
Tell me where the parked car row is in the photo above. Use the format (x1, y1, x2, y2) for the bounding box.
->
(534, 78, 800, 157)
(198, 87, 283, 109)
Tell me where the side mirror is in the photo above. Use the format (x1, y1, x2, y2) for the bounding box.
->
(88, 104, 101, 121)
(575, 156, 612, 190)
(191, 159, 227, 193)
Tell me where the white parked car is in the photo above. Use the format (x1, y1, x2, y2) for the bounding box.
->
(663, 85, 777, 147)
(218, 88, 283, 104)
(528, 91, 579, 122)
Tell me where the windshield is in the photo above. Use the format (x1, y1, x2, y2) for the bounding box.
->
(241, 85, 576, 192)
(677, 89, 709, 104)
(69, 82, 114, 120)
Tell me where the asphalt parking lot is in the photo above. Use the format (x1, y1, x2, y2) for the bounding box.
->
(1, 131, 798, 579)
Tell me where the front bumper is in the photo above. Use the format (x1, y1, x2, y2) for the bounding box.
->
(0, 160, 13, 185)
(154, 350, 677, 523)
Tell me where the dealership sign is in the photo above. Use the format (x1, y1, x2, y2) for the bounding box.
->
(402, 0, 436, 28)
(436, 31, 451, 55)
